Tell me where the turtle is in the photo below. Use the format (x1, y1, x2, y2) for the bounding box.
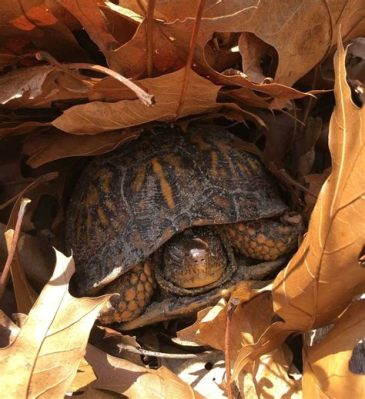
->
(66, 126, 303, 330)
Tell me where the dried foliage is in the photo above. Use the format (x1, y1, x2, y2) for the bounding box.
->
(0, 1, 365, 398)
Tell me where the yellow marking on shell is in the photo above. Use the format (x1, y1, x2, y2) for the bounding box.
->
(247, 158, 261, 175)
(191, 135, 211, 150)
(237, 162, 250, 177)
(164, 153, 182, 169)
(214, 195, 230, 209)
(216, 141, 237, 177)
(151, 158, 175, 209)
(85, 185, 99, 207)
(131, 166, 146, 193)
(95, 168, 113, 193)
(105, 199, 116, 213)
(97, 207, 109, 226)
(211, 151, 218, 176)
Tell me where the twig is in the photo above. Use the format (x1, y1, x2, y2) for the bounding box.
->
(146, 0, 156, 77)
(300, 66, 319, 132)
(0, 198, 31, 300)
(278, 168, 318, 198)
(35, 51, 92, 87)
(36, 51, 155, 107)
(118, 343, 215, 359)
(225, 297, 239, 399)
(176, 0, 206, 116)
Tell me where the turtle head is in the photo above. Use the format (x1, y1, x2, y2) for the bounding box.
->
(162, 228, 226, 288)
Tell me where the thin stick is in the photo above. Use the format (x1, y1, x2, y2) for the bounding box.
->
(0, 198, 31, 300)
(300, 66, 319, 132)
(176, 0, 206, 116)
(146, 0, 156, 77)
(36, 51, 154, 107)
(118, 343, 215, 359)
(278, 168, 318, 198)
(225, 298, 239, 399)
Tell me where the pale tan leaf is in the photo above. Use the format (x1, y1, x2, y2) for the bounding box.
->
(0, 310, 19, 347)
(272, 37, 365, 329)
(69, 358, 98, 394)
(233, 34, 365, 377)
(0, 250, 111, 398)
(304, 169, 331, 210)
(52, 68, 223, 134)
(85, 344, 205, 399)
(303, 300, 365, 397)
(178, 289, 300, 398)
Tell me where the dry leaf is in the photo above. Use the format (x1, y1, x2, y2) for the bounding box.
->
(121, 0, 204, 21)
(304, 169, 331, 211)
(202, 0, 365, 85)
(175, 355, 226, 399)
(0, 310, 19, 347)
(108, 16, 184, 77)
(272, 37, 365, 329)
(69, 357, 98, 395)
(178, 287, 300, 398)
(57, 0, 118, 55)
(0, 250, 111, 398)
(23, 128, 140, 167)
(85, 344, 205, 399)
(109, 2, 318, 108)
(178, 283, 268, 352)
(0, 65, 55, 106)
(233, 35, 365, 377)
(52, 68, 224, 134)
(239, 32, 272, 83)
(303, 300, 365, 397)
(147, 1, 365, 86)
(0, 0, 88, 66)
(0, 65, 90, 109)
(0, 121, 50, 140)
(0, 223, 54, 291)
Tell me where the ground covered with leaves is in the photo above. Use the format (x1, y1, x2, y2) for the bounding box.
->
(0, 1, 365, 398)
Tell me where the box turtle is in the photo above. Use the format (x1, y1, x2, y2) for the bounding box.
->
(66, 126, 302, 330)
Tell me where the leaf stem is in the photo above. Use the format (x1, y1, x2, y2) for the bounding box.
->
(176, 0, 206, 116)
(35, 51, 155, 107)
(0, 198, 31, 300)
(146, 0, 156, 77)
(118, 343, 215, 359)
(225, 298, 239, 399)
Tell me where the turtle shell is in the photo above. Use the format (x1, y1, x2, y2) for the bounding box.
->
(66, 126, 288, 294)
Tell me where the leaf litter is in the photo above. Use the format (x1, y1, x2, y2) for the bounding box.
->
(0, 1, 365, 398)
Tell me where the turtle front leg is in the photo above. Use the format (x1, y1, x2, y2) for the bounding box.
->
(225, 212, 303, 261)
(98, 260, 156, 324)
